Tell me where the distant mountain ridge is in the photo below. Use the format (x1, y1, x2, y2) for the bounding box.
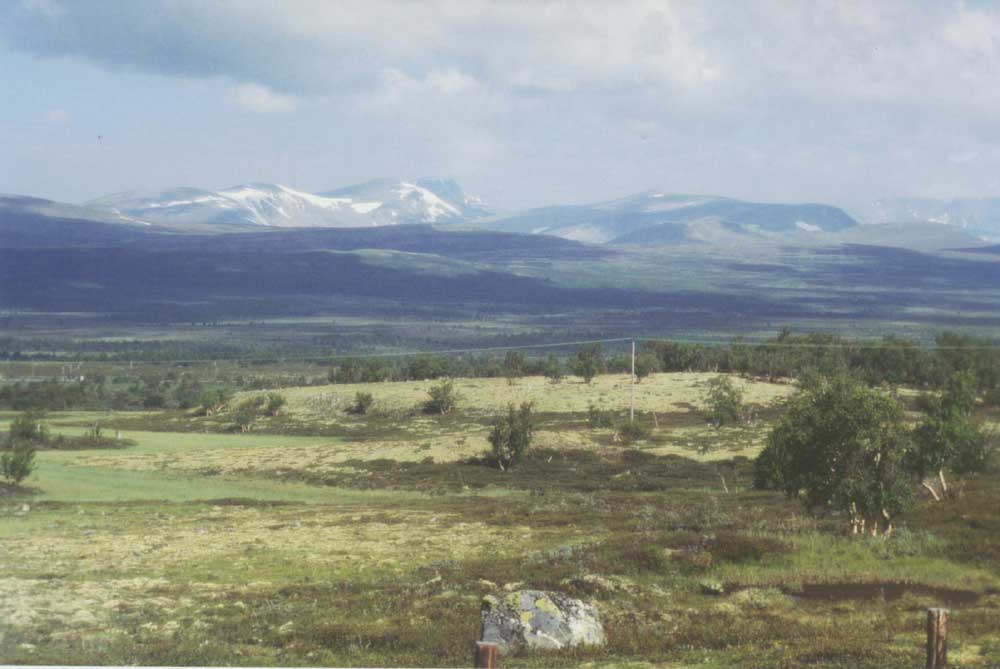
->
(85, 178, 490, 231)
(856, 197, 1000, 241)
(3, 182, 995, 253)
(481, 191, 858, 245)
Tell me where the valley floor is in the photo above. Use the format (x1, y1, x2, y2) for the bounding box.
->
(1, 373, 999, 667)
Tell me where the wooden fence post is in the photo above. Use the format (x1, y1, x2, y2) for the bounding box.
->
(473, 640, 500, 669)
(926, 607, 948, 669)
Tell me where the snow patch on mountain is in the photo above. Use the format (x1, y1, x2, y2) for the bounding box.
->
(85, 179, 487, 230)
(396, 182, 462, 221)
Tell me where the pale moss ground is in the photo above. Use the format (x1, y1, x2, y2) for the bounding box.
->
(2, 373, 997, 667)
(255, 372, 792, 417)
(32, 374, 792, 482)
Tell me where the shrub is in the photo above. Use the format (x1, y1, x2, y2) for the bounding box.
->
(634, 352, 660, 382)
(424, 378, 459, 415)
(231, 396, 266, 432)
(543, 354, 563, 384)
(197, 388, 231, 416)
(8, 411, 48, 444)
(1, 441, 36, 485)
(615, 420, 650, 445)
(587, 403, 616, 429)
(487, 402, 535, 470)
(571, 344, 604, 384)
(350, 391, 375, 415)
(705, 375, 744, 428)
(503, 351, 524, 385)
(265, 393, 286, 417)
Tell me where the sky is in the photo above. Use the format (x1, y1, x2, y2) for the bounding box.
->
(3, 0, 1000, 210)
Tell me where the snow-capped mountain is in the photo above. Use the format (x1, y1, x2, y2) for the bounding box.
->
(483, 191, 858, 245)
(854, 198, 1000, 241)
(322, 178, 491, 224)
(85, 179, 490, 230)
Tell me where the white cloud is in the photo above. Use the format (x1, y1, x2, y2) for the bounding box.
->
(232, 83, 298, 113)
(6, 1, 1000, 205)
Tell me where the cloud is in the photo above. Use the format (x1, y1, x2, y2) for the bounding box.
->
(0, 1, 723, 95)
(3, 1, 999, 116)
(232, 83, 298, 113)
(5, 1, 1000, 205)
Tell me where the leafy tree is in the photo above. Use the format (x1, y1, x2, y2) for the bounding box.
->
(488, 402, 535, 470)
(754, 373, 913, 536)
(705, 375, 744, 428)
(910, 371, 990, 499)
(634, 352, 660, 383)
(572, 344, 604, 384)
(424, 378, 459, 415)
(542, 354, 564, 384)
(350, 391, 375, 415)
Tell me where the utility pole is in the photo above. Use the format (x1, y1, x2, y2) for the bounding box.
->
(630, 340, 635, 423)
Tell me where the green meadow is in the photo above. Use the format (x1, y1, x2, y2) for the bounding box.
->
(2, 373, 999, 667)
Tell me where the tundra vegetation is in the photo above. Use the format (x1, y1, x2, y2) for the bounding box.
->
(1, 333, 999, 667)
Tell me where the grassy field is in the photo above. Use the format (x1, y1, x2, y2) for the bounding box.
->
(2, 373, 999, 667)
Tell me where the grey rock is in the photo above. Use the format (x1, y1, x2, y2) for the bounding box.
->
(480, 589, 605, 654)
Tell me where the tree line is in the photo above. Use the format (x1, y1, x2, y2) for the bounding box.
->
(2, 330, 998, 412)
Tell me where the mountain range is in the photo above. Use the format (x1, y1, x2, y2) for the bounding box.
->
(4, 178, 1000, 335)
(481, 191, 858, 245)
(853, 197, 1000, 241)
(81, 178, 490, 231)
(2, 178, 998, 251)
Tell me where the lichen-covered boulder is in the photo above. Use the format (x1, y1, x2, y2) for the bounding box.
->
(480, 589, 605, 654)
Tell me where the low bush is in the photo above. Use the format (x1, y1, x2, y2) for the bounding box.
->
(423, 379, 459, 415)
(487, 402, 534, 470)
(349, 391, 376, 415)
(587, 403, 616, 429)
(615, 420, 650, 445)
(265, 393, 286, 417)
(1, 441, 35, 485)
